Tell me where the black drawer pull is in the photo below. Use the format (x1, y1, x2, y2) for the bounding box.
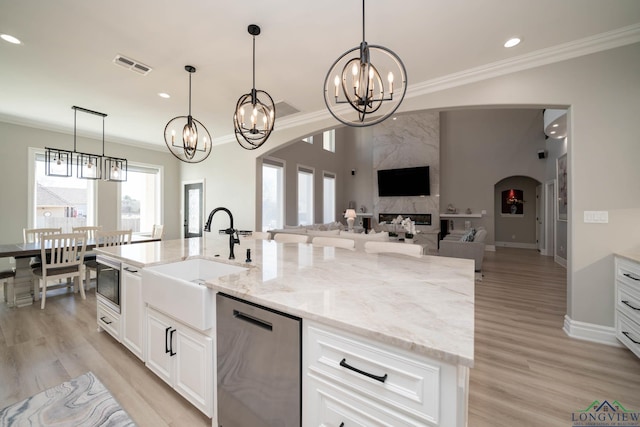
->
(165, 326, 172, 354)
(623, 273, 640, 281)
(123, 266, 138, 273)
(622, 300, 640, 311)
(339, 358, 388, 383)
(622, 331, 640, 345)
(169, 329, 176, 356)
(100, 316, 112, 325)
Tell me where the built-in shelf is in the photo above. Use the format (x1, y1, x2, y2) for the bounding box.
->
(440, 213, 482, 218)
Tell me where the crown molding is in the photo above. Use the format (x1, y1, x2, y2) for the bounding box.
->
(406, 23, 640, 98)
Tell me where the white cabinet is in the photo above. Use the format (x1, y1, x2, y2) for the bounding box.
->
(145, 306, 213, 417)
(97, 300, 120, 340)
(303, 321, 468, 427)
(615, 256, 640, 358)
(121, 263, 144, 360)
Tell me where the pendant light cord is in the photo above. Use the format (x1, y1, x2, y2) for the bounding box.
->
(188, 72, 192, 117)
(73, 108, 77, 152)
(362, 0, 366, 42)
(252, 35, 256, 90)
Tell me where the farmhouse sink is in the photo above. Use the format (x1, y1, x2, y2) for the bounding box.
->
(142, 258, 248, 330)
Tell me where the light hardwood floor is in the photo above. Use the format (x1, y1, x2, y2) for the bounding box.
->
(0, 248, 638, 426)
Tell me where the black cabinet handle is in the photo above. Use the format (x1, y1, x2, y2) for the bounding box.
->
(165, 326, 171, 354)
(100, 316, 112, 325)
(123, 266, 138, 273)
(339, 358, 388, 383)
(623, 273, 640, 281)
(622, 331, 640, 345)
(169, 329, 177, 356)
(622, 300, 640, 311)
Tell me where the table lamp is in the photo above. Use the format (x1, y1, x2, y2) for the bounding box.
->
(344, 209, 357, 232)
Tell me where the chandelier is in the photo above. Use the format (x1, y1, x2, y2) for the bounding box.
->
(164, 65, 212, 163)
(233, 24, 275, 150)
(323, 0, 407, 127)
(45, 106, 127, 181)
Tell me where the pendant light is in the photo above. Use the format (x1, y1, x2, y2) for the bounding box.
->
(164, 65, 212, 163)
(45, 106, 126, 181)
(233, 24, 276, 150)
(323, 0, 407, 127)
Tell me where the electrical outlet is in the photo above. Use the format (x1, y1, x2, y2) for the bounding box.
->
(584, 211, 609, 223)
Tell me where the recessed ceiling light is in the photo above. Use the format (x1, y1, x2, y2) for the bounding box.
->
(552, 123, 559, 128)
(504, 37, 521, 48)
(158, 92, 170, 99)
(1, 34, 21, 44)
(550, 131, 556, 135)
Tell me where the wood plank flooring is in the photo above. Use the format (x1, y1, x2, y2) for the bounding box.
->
(0, 248, 638, 426)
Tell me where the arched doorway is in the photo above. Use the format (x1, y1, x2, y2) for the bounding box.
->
(494, 176, 542, 249)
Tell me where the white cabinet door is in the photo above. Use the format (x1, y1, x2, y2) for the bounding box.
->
(174, 326, 213, 417)
(121, 264, 144, 360)
(145, 306, 214, 417)
(146, 308, 174, 386)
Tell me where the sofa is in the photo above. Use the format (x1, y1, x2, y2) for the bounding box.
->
(267, 223, 393, 251)
(438, 227, 487, 272)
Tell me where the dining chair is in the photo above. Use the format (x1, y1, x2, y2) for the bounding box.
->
(311, 236, 355, 250)
(151, 224, 164, 239)
(32, 232, 87, 309)
(364, 241, 424, 258)
(22, 227, 62, 269)
(72, 225, 103, 240)
(84, 229, 132, 288)
(273, 233, 310, 243)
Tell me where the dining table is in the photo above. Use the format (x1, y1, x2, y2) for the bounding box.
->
(0, 234, 160, 308)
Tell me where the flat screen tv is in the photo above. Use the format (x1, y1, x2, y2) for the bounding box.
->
(377, 166, 430, 197)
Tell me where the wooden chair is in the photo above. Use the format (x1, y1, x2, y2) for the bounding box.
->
(22, 227, 62, 269)
(364, 241, 423, 258)
(151, 224, 164, 239)
(32, 232, 87, 309)
(273, 233, 310, 243)
(72, 225, 103, 240)
(23, 227, 62, 244)
(84, 230, 132, 288)
(311, 236, 355, 250)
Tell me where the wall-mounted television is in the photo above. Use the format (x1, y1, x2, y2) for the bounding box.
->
(377, 166, 430, 197)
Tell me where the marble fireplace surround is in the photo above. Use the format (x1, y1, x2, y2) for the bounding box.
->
(372, 111, 440, 234)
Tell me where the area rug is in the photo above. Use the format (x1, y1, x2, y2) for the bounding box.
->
(0, 371, 135, 426)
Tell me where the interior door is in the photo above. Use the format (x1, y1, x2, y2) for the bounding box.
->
(183, 181, 203, 238)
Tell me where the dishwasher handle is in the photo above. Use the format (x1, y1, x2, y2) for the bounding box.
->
(233, 309, 273, 331)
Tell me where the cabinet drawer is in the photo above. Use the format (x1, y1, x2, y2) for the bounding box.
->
(616, 258, 640, 288)
(616, 312, 640, 359)
(617, 282, 640, 323)
(98, 302, 121, 340)
(305, 376, 427, 427)
(306, 322, 441, 424)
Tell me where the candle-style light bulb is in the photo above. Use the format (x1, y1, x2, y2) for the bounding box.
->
(171, 129, 175, 144)
(388, 72, 394, 95)
(334, 75, 340, 98)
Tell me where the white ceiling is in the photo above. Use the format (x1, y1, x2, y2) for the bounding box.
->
(1, 0, 639, 149)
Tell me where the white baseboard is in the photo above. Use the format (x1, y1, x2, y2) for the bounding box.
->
(494, 241, 537, 249)
(485, 244, 496, 252)
(563, 315, 621, 347)
(555, 255, 567, 268)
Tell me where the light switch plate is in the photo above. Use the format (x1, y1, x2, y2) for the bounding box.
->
(584, 211, 609, 223)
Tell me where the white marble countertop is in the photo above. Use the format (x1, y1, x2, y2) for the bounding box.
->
(95, 236, 475, 367)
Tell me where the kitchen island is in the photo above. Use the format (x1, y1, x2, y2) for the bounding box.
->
(95, 236, 474, 426)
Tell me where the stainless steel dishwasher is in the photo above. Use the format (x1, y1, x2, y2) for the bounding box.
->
(216, 293, 301, 427)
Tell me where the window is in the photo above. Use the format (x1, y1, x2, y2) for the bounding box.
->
(262, 159, 284, 232)
(120, 163, 162, 234)
(29, 148, 96, 232)
(297, 166, 314, 226)
(302, 136, 313, 144)
(323, 129, 335, 152)
(323, 172, 336, 223)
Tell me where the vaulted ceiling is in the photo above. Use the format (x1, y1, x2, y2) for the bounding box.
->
(1, 0, 639, 148)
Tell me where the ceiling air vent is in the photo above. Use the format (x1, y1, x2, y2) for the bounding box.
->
(113, 54, 152, 76)
(274, 101, 300, 119)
